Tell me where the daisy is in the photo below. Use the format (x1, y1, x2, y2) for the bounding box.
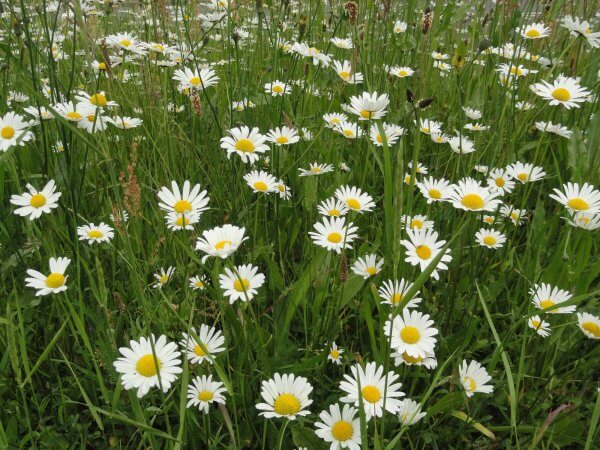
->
(157, 180, 210, 215)
(401, 214, 434, 231)
(449, 178, 502, 212)
(165, 212, 200, 231)
(334, 185, 375, 213)
(496, 63, 537, 78)
(431, 51, 449, 60)
(339, 362, 404, 420)
(369, 123, 404, 146)
(186, 375, 227, 413)
(530, 283, 576, 314)
(397, 399, 427, 426)
(106, 32, 147, 54)
(393, 20, 407, 33)
(417, 177, 452, 203)
(180, 325, 225, 364)
(0, 111, 34, 151)
(418, 118, 442, 135)
(77, 222, 114, 244)
(330, 37, 354, 49)
(561, 16, 600, 48)
(266, 126, 300, 146)
(79, 110, 110, 134)
(577, 312, 600, 339)
(378, 279, 421, 308)
(506, 162, 546, 184)
(173, 67, 219, 91)
(500, 205, 527, 225)
(549, 182, 600, 214)
(220, 126, 270, 163)
(189, 275, 207, 290)
(515, 101, 534, 111)
(464, 123, 490, 132)
(75, 91, 118, 109)
(299, 162, 335, 177)
(448, 135, 476, 154)
(334, 121, 363, 139)
(23, 105, 54, 121)
(291, 42, 332, 66)
(10, 180, 61, 220)
(315, 404, 361, 450)
(535, 121, 572, 138)
(195, 224, 247, 262)
(53, 101, 95, 128)
(243, 170, 278, 193)
(327, 342, 344, 365)
(256, 373, 313, 420)
(392, 349, 437, 369)
(308, 217, 358, 254)
(219, 264, 265, 303)
(388, 66, 414, 78)
(332, 60, 363, 84)
(275, 180, 292, 199)
(528, 315, 551, 337)
(264, 80, 291, 96)
(384, 310, 438, 358)
(25, 257, 70, 296)
(153, 266, 175, 289)
(459, 360, 494, 397)
(530, 75, 590, 109)
(567, 212, 600, 230)
(323, 113, 348, 128)
(519, 22, 550, 39)
(111, 116, 143, 129)
(351, 254, 383, 278)
(113, 334, 182, 398)
(463, 107, 482, 120)
(487, 168, 515, 194)
(346, 91, 389, 120)
(400, 228, 452, 280)
(317, 198, 349, 218)
(475, 228, 506, 249)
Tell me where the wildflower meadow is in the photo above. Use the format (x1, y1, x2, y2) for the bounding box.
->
(1, 0, 599, 448)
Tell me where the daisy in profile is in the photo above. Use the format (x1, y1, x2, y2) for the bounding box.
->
(369, 123, 404, 147)
(317, 198, 349, 217)
(291, 42, 332, 66)
(266, 126, 300, 146)
(334, 121, 363, 139)
(195, 224, 247, 262)
(111, 116, 143, 129)
(243, 170, 278, 193)
(506, 162, 546, 184)
(256, 373, 313, 420)
(388, 66, 414, 78)
(500, 205, 527, 225)
(332, 60, 363, 84)
(464, 123, 490, 132)
(314, 404, 361, 449)
(157, 180, 210, 215)
(309, 217, 358, 254)
(335, 185, 375, 213)
(448, 135, 476, 154)
(487, 168, 515, 194)
(419, 118, 442, 135)
(567, 212, 600, 230)
(264, 80, 291, 96)
(561, 16, 600, 48)
(180, 324, 225, 364)
(401, 214, 434, 231)
(220, 126, 269, 163)
(25, 257, 70, 296)
(528, 315, 551, 337)
(530, 75, 590, 109)
(299, 162, 335, 177)
(463, 107, 482, 120)
(397, 399, 427, 426)
(113, 334, 182, 398)
(0, 111, 34, 151)
(330, 37, 353, 49)
(186, 375, 227, 413)
(392, 349, 437, 369)
(450, 178, 502, 212)
(165, 212, 200, 231)
(519, 22, 550, 39)
(347, 91, 389, 120)
(549, 182, 600, 214)
(327, 342, 344, 365)
(393, 20, 407, 33)
(339, 362, 404, 420)
(401, 228, 452, 280)
(459, 360, 494, 397)
(475, 228, 506, 249)
(417, 176, 452, 203)
(189, 275, 207, 290)
(75, 91, 118, 109)
(173, 67, 219, 91)
(535, 121, 572, 139)
(153, 266, 175, 289)
(323, 112, 348, 128)
(10, 180, 61, 220)
(275, 180, 292, 199)
(219, 264, 265, 303)
(351, 254, 383, 278)
(53, 101, 95, 128)
(530, 283, 576, 313)
(378, 279, 421, 308)
(77, 222, 114, 244)
(384, 310, 438, 359)
(577, 312, 600, 339)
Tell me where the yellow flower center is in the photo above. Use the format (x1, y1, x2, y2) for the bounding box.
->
(273, 393, 301, 416)
(98, 62, 107, 70)
(272, 85, 284, 93)
(361, 385, 381, 404)
(159, 274, 169, 284)
(330, 349, 340, 359)
(330, 118, 341, 125)
(402, 352, 423, 364)
(173, 200, 192, 213)
(428, 189, 441, 199)
(531, 320, 541, 329)
(552, 88, 571, 102)
(214, 240, 232, 250)
(366, 266, 377, 275)
(235, 138, 255, 152)
(495, 178, 505, 187)
(483, 236, 497, 246)
(509, 66, 523, 76)
(193, 344, 207, 356)
(1, 126, 15, 139)
(331, 420, 353, 441)
(400, 325, 421, 344)
(517, 172, 528, 181)
(175, 216, 190, 227)
(276, 136, 289, 144)
(328, 209, 340, 216)
(410, 219, 423, 229)
(233, 278, 250, 292)
(189, 76, 201, 86)
(539, 299, 555, 309)
(29, 194, 46, 208)
(343, 129, 354, 137)
(360, 109, 373, 119)
(45, 273, 65, 288)
(253, 181, 269, 192)
(392, 293, 403, 304)
(327, 232, 342, 243)
(582, 322, 600, 337)
(464, 376, 476, 391)
(461, 194, 484, 210)
(339, 71, 351, 80)
(88, 230, 104, 239)
(416, 245, 432, 260)
(525, 29, 541, 38)
(399, 70, 408, 77)
(120, 39, 132, 47)
(195, 280, 204, 288)
(567, 198, 589, 211)
(136, 354, 161, 377)
(198, 390, 213, 401)
(66, 111, 82, 121)
(90, 93, 107, 107)
(346, 198, 361, 210)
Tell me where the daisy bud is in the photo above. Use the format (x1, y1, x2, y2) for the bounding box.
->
(406, 89, 414, 103)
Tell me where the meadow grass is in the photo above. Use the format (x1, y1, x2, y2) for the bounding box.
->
(1, 0, 599, 448)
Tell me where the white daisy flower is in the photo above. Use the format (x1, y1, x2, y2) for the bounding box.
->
(323, 112, 348, 128)
(351, 254, 383, 278)
(327, 342, 344, 365)
(25, 257, 70, 296)
(0, 111, 34, 151)
(173, 67, 219, 91)
(220, 126, 270, 163)
(165, 212, 200, 231)
(459, 359, 494, 397)
(400, 228, 452, 280)
(530, 283, 575, 314)
(266, 126, 300, 146)
(256, 373, 313, 420)
(195, 224, 248, 262)
(417, 176, 452, 203)
(567, 212, 600, 230)
(243, 170, 278, 193)
(332, 60, 363, 84)
(315, 403, 361, 449)
(530, 75, 590, 109)
(397, 399, 427, 426)
(334, 185, 375, 213)
(384, 310, 438, 359)
(10, 180, 61, 220)
(189, 275, 207, 290)
(535, 120, 572, 138)
(577, 312, 600, 339)
(378, 279, 421, 308)
(391, 349, 437, 369)
(186, 375, 227, 413)
(308, 217, 359, 254)
(449, 177, 502, 212)
(401, 214, 434, 231)
(77, 222, 114, 244)
(518, 22, 551, 39)
(528, 315, 551, 337)
(346, 91, 389, 120)
(157, 180, 210, 215)
(264, 80, 291, 96)
(153, 266, 175, 289)
(219, 264, 265, 303)
(549, 182, 600, 214)
(299, 162, 335, 177)
(475, 228, 506, 249)
(180, 325, 225, 364)
(487, 168, 515, 194)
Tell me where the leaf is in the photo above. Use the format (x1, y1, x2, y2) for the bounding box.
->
(291, 425, 327, 450)
(451, 410, 496, 442)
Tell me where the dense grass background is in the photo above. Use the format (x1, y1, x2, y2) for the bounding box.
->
(1, 0, 599, 448)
